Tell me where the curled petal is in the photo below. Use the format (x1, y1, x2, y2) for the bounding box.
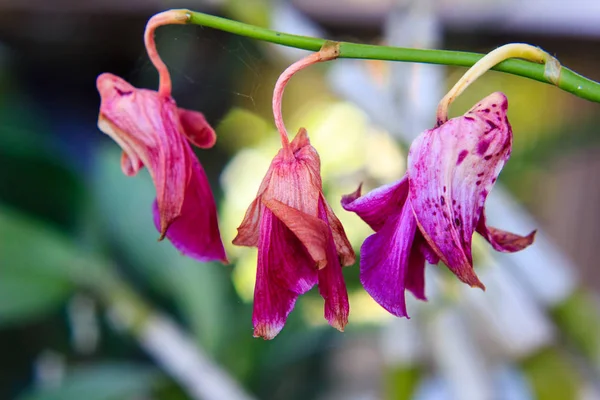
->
(178, 108, 217, 149)
(290, 127, 311, 151)
(408, 92, 512, 289)
(417, 232, 440, 265)
(406, 244, 427, 301)
(153, 147, 227, 263)
(263, 198, 329, 269)
(322, 196, 355, 267)
(121, 151, 144, 177)
(253, 208, 318, 339)
(476, 210, 536, 252)
(341, 177, 409, 232)
(232, 197, 262, 247)
(359, 200, 418, 317)
(317, 199, 349, 331)
(233, 169, 275, 248)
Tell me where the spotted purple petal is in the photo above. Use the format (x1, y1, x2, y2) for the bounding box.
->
(408, 92, 514, 289)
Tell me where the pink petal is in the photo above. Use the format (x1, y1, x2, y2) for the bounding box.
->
(153, 146, 227, 263)
(341, 177, 409, 232)
(317, 198, 349, 331)
(233, 170, 274, 248)
(253, 208, 318, 339)
(359, 199, 419, 317)
(408, 92, 512, 289)
(178, 108, 217, 149)
(97, 73, 189, 235)
(232, 197, 262, 247)
(476, 210, 536, 252)
(263, 147, 322, 216)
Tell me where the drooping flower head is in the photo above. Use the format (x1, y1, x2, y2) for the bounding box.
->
(234, 128, 354, 339)
(96, 10, 226, 263)
(343, 92, 535, 317)
(233, 44, 354, 339)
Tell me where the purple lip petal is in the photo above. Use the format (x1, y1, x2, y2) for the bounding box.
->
(359, 199, 419, 318)
(341, 177, 409, 232)
(406, 236, 428, 301)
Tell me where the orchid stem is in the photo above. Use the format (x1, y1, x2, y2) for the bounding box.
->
(436, 44, 560, 124)
(144, 10, 190, 97)
(272, 42, 340, 155)
(168, 9, 600, 105)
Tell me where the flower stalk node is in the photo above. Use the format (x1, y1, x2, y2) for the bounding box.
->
(544, 54, 562, 86)
(319, 41, 341, 61)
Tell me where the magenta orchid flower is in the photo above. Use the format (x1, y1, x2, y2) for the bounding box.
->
(95, 11, 226, 263)
(234, 128, 355, 339)
(343, 92, 535, 317)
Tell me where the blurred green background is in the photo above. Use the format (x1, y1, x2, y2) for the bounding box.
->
(1, 0, 600, 399)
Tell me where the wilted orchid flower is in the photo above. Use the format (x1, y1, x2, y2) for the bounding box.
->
(96, 11, 226, 263)
(343, 92, 535, 317)
(234, 128, 354, 339)
(233, 45, 354, 339)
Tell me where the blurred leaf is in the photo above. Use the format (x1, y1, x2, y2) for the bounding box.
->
(550, 289, 600, 369)
(384, 366, 421, 400)
(17, 362, 162, 400)
(0, 268, 71, 327)
(521, 347, 581, 400)
(90, 146, 233, 353)
(0, 152, 84, 228)
(0, 93, 85, 228)
(0, 206, 79, 326)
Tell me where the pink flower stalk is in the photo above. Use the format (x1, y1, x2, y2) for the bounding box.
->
(96, 11, 227, 263)
(234, 46, 354, 340)
(343, 92, 535, 317)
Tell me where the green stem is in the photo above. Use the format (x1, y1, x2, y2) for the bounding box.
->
(182, 9, 600, 103)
